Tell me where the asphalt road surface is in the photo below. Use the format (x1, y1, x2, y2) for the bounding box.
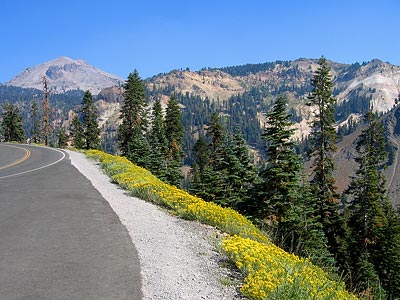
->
(0, 143, 142, 300)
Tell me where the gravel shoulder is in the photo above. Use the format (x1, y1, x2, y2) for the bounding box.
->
(67, 150, 242, 300)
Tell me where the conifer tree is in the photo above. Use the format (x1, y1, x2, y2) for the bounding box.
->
(207, 112, 224, 162)
(345, 111, 399, 298)
(214, 129, 257, 209)
(229, 128, 257, 209)
(57, 127, 68, 148)
(204, 112, 226, 202)
(376, 200, 400, 299)
(297, 178, 334, 268)
(190, 113, 226, 203)
(308, 57, 342, 254)
(148, 98, 168, 179)
(1, 103, 25, 142)
(191, 135, 210, 177)
(164, 95, 184, 186)
(117, 70, 151, 168)
(259, 95, 302, 222)
(190, 136, 212, 198)
(81, 90, 100, 150)
(258, 95, 332, 266)
(70, 115, 85, 149)
(191, 115, 256, 210)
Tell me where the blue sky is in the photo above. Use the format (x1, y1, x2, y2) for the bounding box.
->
(1, 0, 399, 82)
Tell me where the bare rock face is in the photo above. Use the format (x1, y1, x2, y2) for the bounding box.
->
(6, 56, 124, 95)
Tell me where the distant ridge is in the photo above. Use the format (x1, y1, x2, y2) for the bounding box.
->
(6, 56, 124, 94)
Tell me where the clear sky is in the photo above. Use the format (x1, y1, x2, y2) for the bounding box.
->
(1, 0, 399, 82)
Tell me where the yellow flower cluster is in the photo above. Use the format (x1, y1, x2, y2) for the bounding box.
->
(85, 150, 358, 300)
(222, 236, 358, 300)
(85, 150, 269, 243)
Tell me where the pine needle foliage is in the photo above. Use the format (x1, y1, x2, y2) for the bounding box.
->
(345, 111, 400, 299)
(117, 69, 151, 168)
(1, 103, 25, 142)
(164, 95, 184, 186)
(70, 115, 85, 149)
(81, 90, 100, 150)
(308, 57, 342, 255)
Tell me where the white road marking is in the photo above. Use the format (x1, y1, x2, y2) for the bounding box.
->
(0, 146, 66, 179)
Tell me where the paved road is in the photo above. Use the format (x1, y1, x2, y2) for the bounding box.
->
(0, 143, 142, 300)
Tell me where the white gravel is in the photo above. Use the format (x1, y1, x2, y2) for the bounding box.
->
(66, 150, 242, 300)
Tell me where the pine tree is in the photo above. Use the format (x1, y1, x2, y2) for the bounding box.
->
(204, 112, 226, 203)
(191, 115, 256, 210)
(345, 111, 398, 298)
(81, 90, 100, 150)
(190, 113, 226, 203)
(376, 200, 400, 299)
(207, 112, 224, 162)
(190, 136, 211, 198)
(57, 127, 68, 148)
(297, 178, 335, 268)
(308, 57, 342, 254)
(191, 135, 210, 177)
(70, 115, 85, 149)
(258, 95, 332, 266)
(31, 101, 40, 143)
(212, 128, 257, 210)
(117, 70, 151, 168)
(164, 95, 184, 186)
(1, 103, 25, 142)
(148, 98, 168, 179)
(259, 96, 303, 222)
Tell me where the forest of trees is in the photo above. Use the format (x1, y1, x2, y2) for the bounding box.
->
(189, 58, 400, 299)
(113, 62, 400, 298)
(1, 58, 400, 299)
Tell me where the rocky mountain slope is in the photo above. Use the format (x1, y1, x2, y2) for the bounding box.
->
(6, 56, 124, 94)
(148, 58, 400, 111)
(3, 57, 400, 204)
(95, 58, 400, 141)
(327, 105, 400, 207)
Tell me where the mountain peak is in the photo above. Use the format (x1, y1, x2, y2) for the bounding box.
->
(6, 57, 124, 94)
(50, 56, 78, 64)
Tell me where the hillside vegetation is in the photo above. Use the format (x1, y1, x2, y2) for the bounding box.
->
(86, 149, 357, 300)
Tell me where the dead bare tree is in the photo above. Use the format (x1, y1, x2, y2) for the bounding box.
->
(42, 75, 50, 146)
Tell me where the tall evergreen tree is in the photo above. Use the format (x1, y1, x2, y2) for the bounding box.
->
(190, 136, 212, 198)
(191, 115, 256, 210)
(117, 70, 151, 168)
(190, 113, 226, 203)
(148, 98, 168, 179)
(31, 101, 40, 143)
(345, 111, 398, 298)
(191, 135, 210, 177)
(377, 200, 400, 299)
(259, 95, 303, 222)
(217, 128, 257, 210)
(164, 95, 184, 186)
(70, 115, 85, 149)
(258, 95, 331, 266)
(81, 90, 100, 150)
(1, 103, 25, 142)
(206, 112, 225, 162)
(57, 127, 68, 149)
(203, 112, 227, 203)
(308, 57, 342, 254)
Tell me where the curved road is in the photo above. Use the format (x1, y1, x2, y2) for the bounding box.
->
(0, 143, 142, 300)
